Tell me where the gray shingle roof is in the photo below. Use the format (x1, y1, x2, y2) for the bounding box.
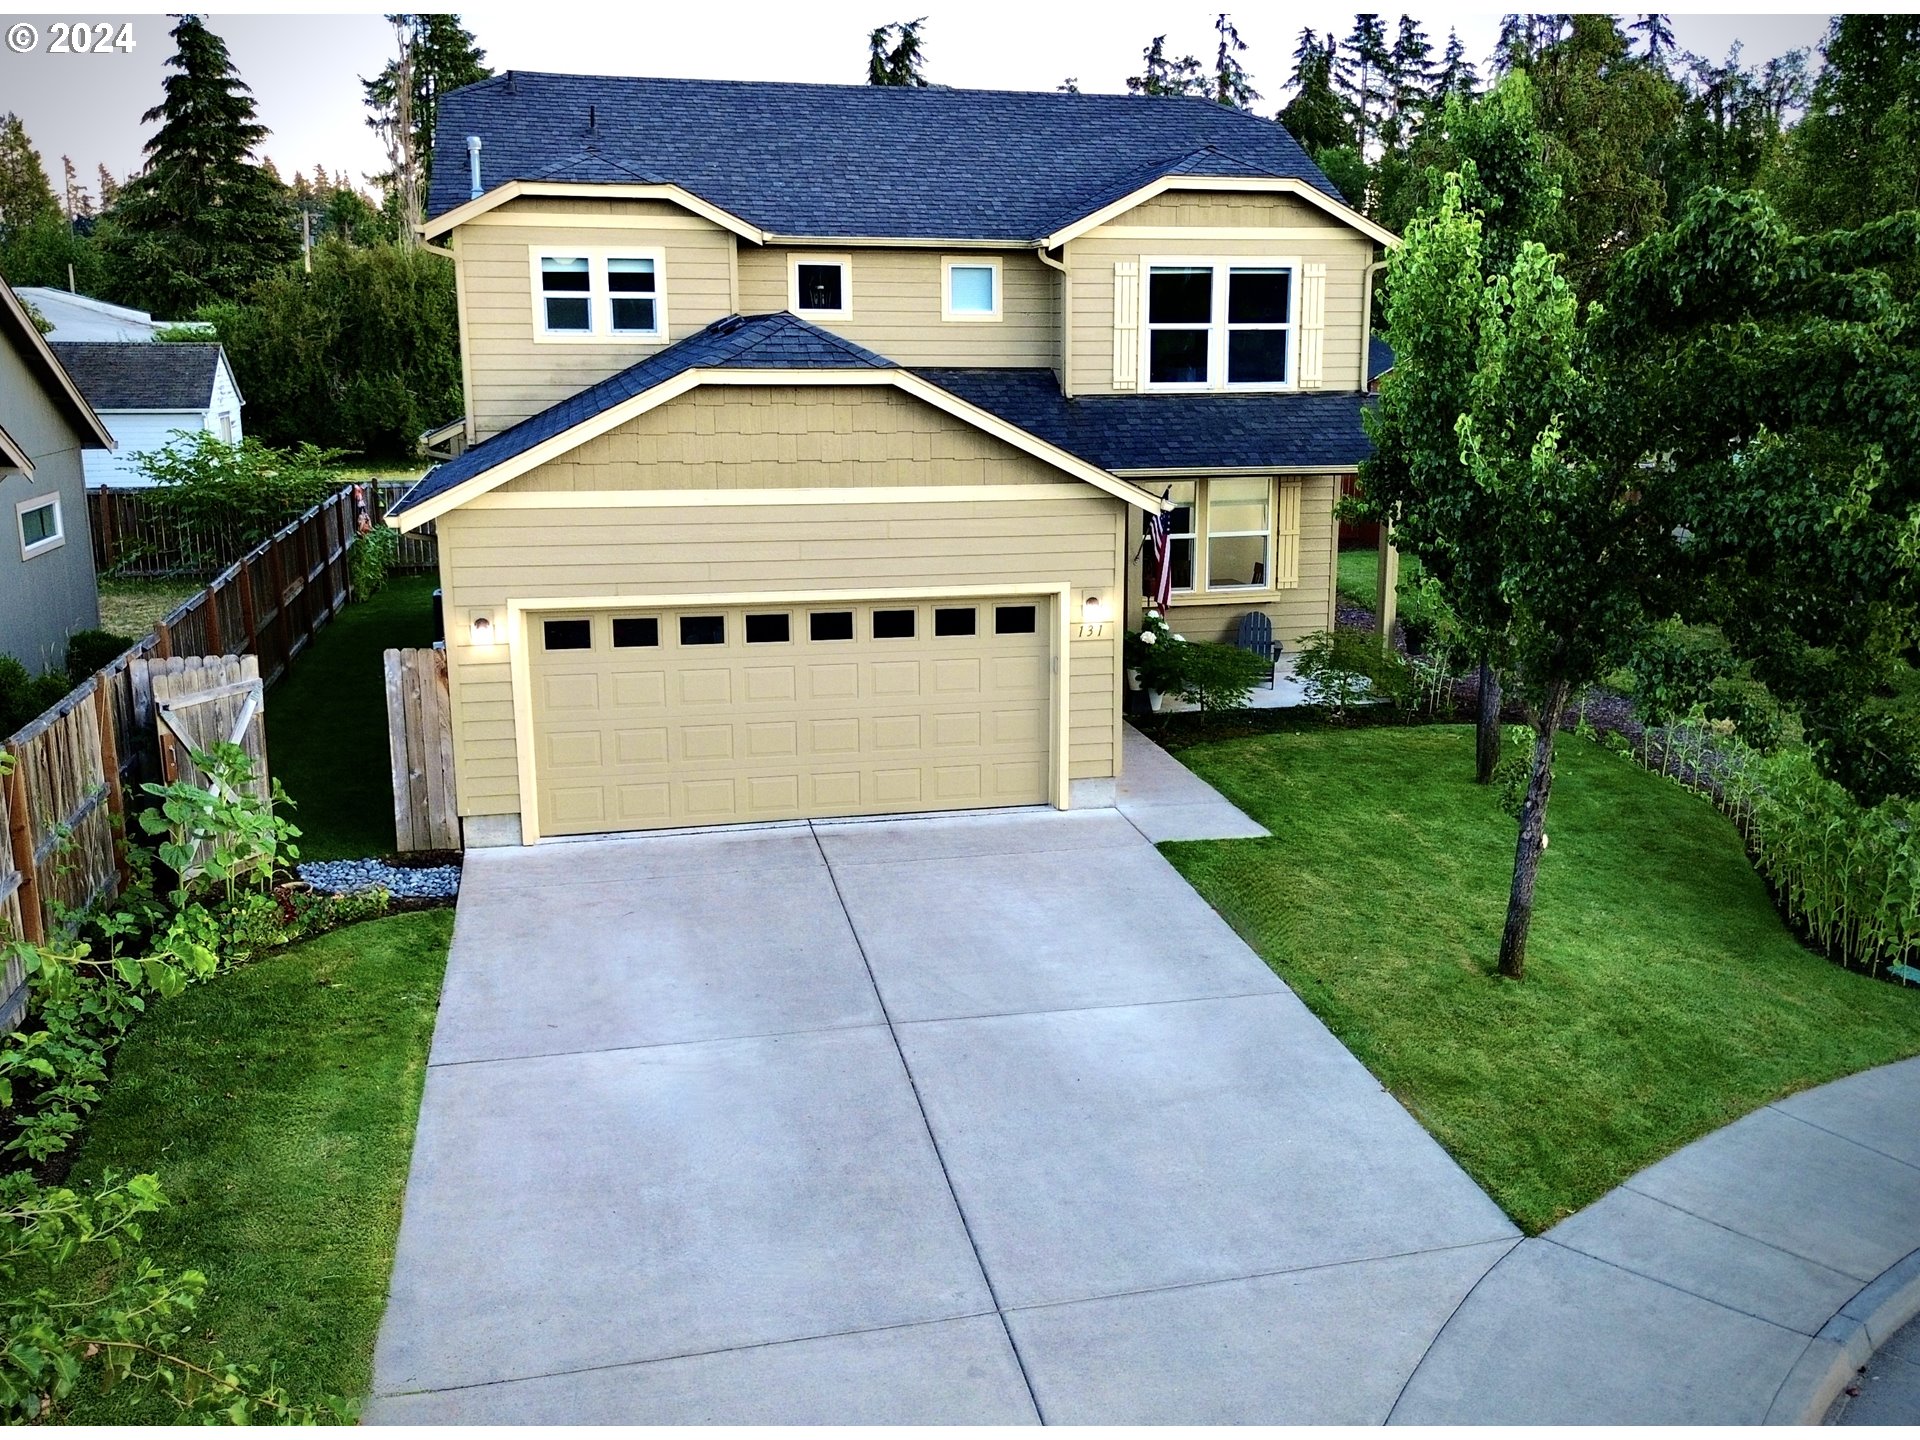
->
(429, 73, 1342, 238)
(918, 368, 1374, 473)
(48, 341, 223, 412)
(389, 313, 1375, 520)
(386, 313, 891, 517)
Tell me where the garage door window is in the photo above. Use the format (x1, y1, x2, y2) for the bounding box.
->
(934, 607, 977, 637)
(873, 608, 916, 639)
(612, 617, 659, 647)
(994, 604, 1038, 634)
(680, 615, 726, 646)
(809, 611, 855, 641)
(745, 613, 791, 644)
(543, 618, 592, 650)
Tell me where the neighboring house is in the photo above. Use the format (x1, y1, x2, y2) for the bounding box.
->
(14, 287, 207, 343)
(385, 73, 1396, 845)
(0, 278, 113, 675)
(47, 343, 244, 488)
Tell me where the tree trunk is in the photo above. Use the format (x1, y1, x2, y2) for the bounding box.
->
(1475, 660, 1503, 784)
(1497, 680, 1571, 980)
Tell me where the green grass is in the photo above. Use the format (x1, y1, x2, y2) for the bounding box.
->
(97, 578, 204, 637)
(272, 576, 438, 860)
(1335, 545, 1424, 610)
(1162, 725, 1920, 1233)
(57, 910, 455, 1421)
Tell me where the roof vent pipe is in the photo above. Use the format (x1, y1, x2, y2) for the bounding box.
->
(466, 135, 483, 200)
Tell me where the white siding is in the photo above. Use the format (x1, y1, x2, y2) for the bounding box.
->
(82, 411, 211, 488)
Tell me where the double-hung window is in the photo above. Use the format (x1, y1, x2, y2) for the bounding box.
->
(1144, 260, 1297, 390)
(1163, 481, 1197, 592)
(532, 249, 666, 339)
(1205, 477, 1271, 588)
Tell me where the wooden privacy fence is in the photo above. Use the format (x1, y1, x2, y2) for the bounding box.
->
(371, 480, 440, 574)
(147, 656, 271, 883)
(384, 648, 459, 853)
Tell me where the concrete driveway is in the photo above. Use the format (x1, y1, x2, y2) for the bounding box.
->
(367, 803, 1518, 1423)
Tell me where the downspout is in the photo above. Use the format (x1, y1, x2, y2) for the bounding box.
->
(1035, 243, 1069, 392)
(1360, 255, 1387, 382)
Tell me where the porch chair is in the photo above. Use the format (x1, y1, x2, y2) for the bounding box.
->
(1233, 611, 1281, 688)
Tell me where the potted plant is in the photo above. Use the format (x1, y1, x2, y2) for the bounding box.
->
(1125, 609, 1188, 710)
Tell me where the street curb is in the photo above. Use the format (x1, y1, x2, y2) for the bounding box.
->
(1765, 1245, 1920, 1424)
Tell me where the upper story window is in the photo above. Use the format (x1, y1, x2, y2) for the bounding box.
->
(942, 257, 1001, 322)
(530, 249, 666, 341)
(17, 494, 63, 561)
(1144, 260, 1296, 390)
(789, 255, 851, 319)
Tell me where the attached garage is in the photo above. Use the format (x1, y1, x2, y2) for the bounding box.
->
(384, 315, 1161, 846)
(527, 594, 1056, 835)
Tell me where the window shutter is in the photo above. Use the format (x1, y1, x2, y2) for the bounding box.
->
(1274, 480, 1303, 588)
(1297, 263, 1327, 389)
(1113, 261, 1140, 390)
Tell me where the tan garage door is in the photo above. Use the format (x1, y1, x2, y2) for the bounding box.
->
(528, 597, 1054, 836)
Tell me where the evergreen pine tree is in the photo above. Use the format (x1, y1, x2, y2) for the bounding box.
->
(363, 12, 491, 224)
(1434, 28, 1480, 100)
(1128, 35, 1207, 97)
(96, 164, 121, 211)
(101, 16, 296, 314)
(866, 18, 930, 86)
(60, 156, 92, 221)
(1212, 13, 1260, 109)
(0, 114, 59, 236)
(1279, 31, 1350, 154)
(1385, 14, 1435, 145)
(1629, 15, 1676, 62)
(1336, 14, 1393, 151)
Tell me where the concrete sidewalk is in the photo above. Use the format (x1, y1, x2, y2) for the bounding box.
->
(1113, 724, 1268, 843)
(1391, 1055, 1920, 1425)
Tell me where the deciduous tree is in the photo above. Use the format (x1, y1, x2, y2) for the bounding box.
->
(0, 113, 58, 236)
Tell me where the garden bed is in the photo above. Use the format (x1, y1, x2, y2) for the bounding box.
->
(46, 909, 454, 1422)
(1160, 725, 1920, 1233)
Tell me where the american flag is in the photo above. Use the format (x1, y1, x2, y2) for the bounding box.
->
(1146, 489, 1174, 610)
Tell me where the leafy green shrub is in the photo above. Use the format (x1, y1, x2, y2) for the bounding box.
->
(1705, 675, 1787, 753)
(1294, 628, 1414, 714)
(1395, 574, 1459, 656)
(1729, 745, 1920, 977)
(135, 433, 343, 561)
(1493, 724, 1537, 816)
(1623, 621, 1735, 725)
(64, 630, 134, 684)
(1167, 640, 1273, 711)
(0, 657, 75, 738)
(348, 524, 399, 599)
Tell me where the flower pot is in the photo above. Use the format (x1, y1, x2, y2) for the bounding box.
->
(1148, 690, 1165, 711)
(1127, 666, 1143, 692)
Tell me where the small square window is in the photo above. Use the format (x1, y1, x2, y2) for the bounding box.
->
(542, 618, 592, 650)
(994, 604, 1037, 635)
(794, 262, 845, 313)
(934, 606, 976, 637)
(612, 616, 659, 648)
(18, 498, 61, 554)
(540, 255, 591, 333)
(945, 261, 998, 319)
(680, 615, 726, 646)
(809, 610, 855, 641)
(745, 613, 791, 644)
(873, 608, 916, 639)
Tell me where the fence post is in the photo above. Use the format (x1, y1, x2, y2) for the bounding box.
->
(152, 617, 174, 660)
(96, 489, 117, 573)
(91, 678, 130, 888)
(5, 763, 43, 945)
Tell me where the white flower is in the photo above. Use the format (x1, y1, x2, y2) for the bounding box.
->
(1145, 608, 1160, 619)
(1139, 631, 1157, 645)
(1173, 634, 1187, 643)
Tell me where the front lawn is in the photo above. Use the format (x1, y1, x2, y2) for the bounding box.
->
(97, 578, 204, 637)
(1163, 725, 1920, 1233)
(1335, 545, 1422, 610)
(272, 575, 439, 859)
(55, 909, 454, 1422)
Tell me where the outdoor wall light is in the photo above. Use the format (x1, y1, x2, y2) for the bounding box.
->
(1083, 595, 1105, 625)
(470, 614, 495, 648)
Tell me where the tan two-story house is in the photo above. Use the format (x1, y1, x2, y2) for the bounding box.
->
(386, 73, 1395, 845)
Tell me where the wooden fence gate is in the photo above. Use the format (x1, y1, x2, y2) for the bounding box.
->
(139, 656, 272, 883)
(384, 648, 459, 853)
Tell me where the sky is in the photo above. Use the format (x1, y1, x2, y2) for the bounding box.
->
(0, 7, 1838, 204)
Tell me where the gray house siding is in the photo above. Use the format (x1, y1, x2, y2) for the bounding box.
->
(0, 337, 99, 675)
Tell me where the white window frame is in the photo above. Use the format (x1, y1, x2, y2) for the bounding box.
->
(788, 253, 852, 320)
(1140, 256, 1300, 393)
(527, 247, 668, 343)
(941, 256, 1003, 322)
(17, 493, 63, 561)
(1202, 476, 1273, 590)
